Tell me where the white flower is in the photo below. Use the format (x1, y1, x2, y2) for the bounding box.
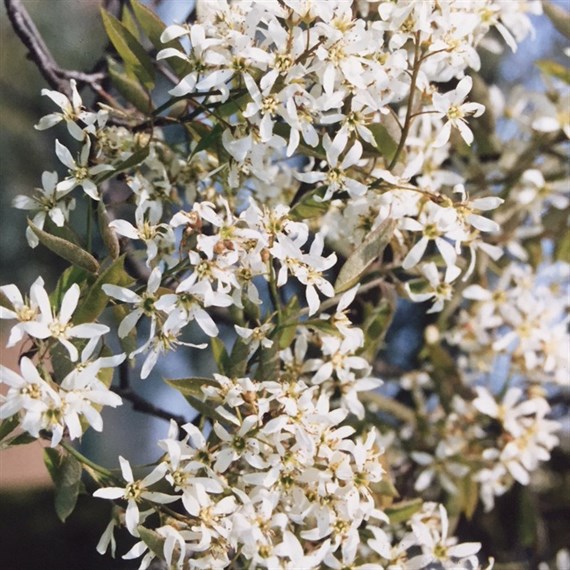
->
(295, 135, 368, 200)
(55, 138, 113, 200)
(432, 77, 485, 147)
(0, 276, 46, 346)
(13, 171, 75, 248)
(20, 283, 109, 362)
(93, 457, 176, 536)
(409, 504, 481, 569)
(405, 262, 461, 313)
(109, 204, 174, 267)
(35, 79, 90, 141)
(103, 267, 163, 338)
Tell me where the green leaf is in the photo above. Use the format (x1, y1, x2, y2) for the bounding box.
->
(372, 477, 400, 499)
(113, 304, 138, 356)
(121, 5, 140, 39)
(359, 284, 397, 361)
(51, 265, 89, 309)
(165, 376, 220, 397)
(100, 8, 155, 89)
(369, 123, 399, 163)
(211, 337, 230, 376)
(420, 342, 471, 411)
(97, 201, 120, 259)
(276, 296, 301, 349)
(138, 526, 166, 560)
(3, 431, 37, 447)
(108, 58, 152, 113)
(29, 220, 99, 274)
(518, 487, 538, 548)
(228, 336, 250, 377)
(460, 476, 479, 520)
(190, 123, 224, 158)
(131, 0, 166, 48)
(43, 449, 83, 522)
(99, 141, 151, 183)
(216, 92, 250, 118)
(289, 187, 330, 221)
(304, 319, 340, 337)
(183, 394, 229, 424)
(555, 227, 570, 262)
(131, 1, 190, 78)
(50, 342, 76, 381)
(536, 59, 570, 84)
(385, 498, 423, 524)
(254, 338, 280, 382)
(0, 416, 20, 443)
(543, 0, 570, 39)
(334, 218, 396, 294)
(73, 255, 133, 324)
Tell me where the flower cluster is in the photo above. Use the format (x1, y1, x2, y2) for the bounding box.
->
(2, 0, 567, 567)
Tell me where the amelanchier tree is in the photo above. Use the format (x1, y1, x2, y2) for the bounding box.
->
(1, 0, 569, 568)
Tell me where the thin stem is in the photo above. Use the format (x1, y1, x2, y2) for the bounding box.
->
(60, 440, 115, 479)
(112, 386, 189, 426)
(267, 260, 283, 325)
(86, 200, 93, 253)
(388, 32, 423, 171)
(5, 0, 104, 95)
(360, 392, 417, 426)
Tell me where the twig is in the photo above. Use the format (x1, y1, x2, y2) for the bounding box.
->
(4, 0, 105, 95)
(113, 385, 190, 426)
(388, 31, 423, 171)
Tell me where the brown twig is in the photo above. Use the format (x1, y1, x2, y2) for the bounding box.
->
(113, 385, 189, 427)
(4, 0, 105, 95)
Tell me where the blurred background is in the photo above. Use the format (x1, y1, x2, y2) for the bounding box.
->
(0, 1, 568, 568)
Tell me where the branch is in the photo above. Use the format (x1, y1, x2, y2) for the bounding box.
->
(4, 0, 105, 94)
(113, 385, 190, 427)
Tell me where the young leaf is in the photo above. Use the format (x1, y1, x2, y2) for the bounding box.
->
(28, 220, 99, 274)
(189, 123, 224, 158)
(359, 284, 397, 361)
(108, 58, 152, 113)
(131, 1, 190, 77)
(385, 498, 423, 524)
(137, 526, 166, 560)
(369, 123, 399, 163)
(131, 0, 167, 48)
(97, 201, 120, 259)
(211, 337, 230, 375)
(289, 187, 329, 221)
(43, 448, 83, 522)
(3, 431, 37, 447)
(227, 336, 250, 378)
(254, 339, 279, 382)
(164, 376, 220, 397)
(334, 218, 396, 294)
(73, 255, 133, 324)
(0, 416, 20, 444)
(543, 0, 570, 39)
(183, 393, 230, 424)
(121, 5, 140, 39)
(100, 8, 155, 89)
(536, 59, 570, 84)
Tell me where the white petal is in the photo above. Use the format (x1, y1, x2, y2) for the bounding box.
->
(60, 284, 80, 324)
(55, 140, 76, 170)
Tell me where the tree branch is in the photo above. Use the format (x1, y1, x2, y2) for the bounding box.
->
(4, 0, 105, 95)
(113, 385, 190, 427)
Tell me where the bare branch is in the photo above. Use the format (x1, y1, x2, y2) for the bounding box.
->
(4, 0, 105, 94)
(112, 384, 190, 427)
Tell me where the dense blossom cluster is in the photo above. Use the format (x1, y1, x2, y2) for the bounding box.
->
(1, 0, 568, 568)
